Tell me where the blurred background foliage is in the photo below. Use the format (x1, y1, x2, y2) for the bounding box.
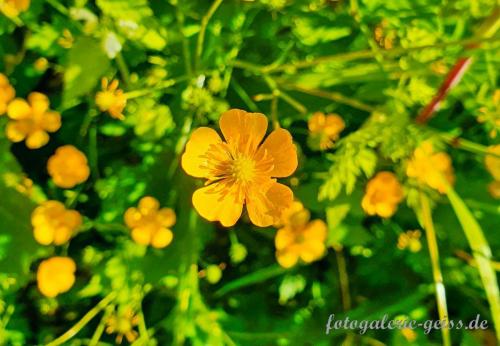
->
(0, 0, 499, 345)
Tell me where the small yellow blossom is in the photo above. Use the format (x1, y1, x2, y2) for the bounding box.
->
(33, 57, 49, 72)
(37, 257, 76, 298)
(308, 112, 345, 150)
(274, 201, 327, 268)
(124, 196, 176, 248)
(6, 92, 61, 149)
(484, 145, 500, 181)
(361, 171, 404, 218)
(397, 230, 422, 253)
(182, 109, 298, 227)
(31, 200, 82, 245)
(105, 307, 139, 344)
(406, 141, 454, 193)
(47, 145, 90, 188)
(401, 327, 418, 342)
(96, 78, 127, 120)
(0, 73, 15, 115)
(0, 0, 30, 17)
(57, 29, 74, 49)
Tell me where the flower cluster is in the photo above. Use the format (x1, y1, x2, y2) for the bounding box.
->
(182, 109, 298, 227)
(105, 307, 140, 344)
(124, 196, 176, 248)
(485, 145, 500, 199)
(274, 201, 327, 268)
(406, 141, 454, 193)
(95, 78, 127, 120)
(47, 145, 90, 188)
(361, 171, 404, 218)
(5, 92, 61, 149)
(31, 201, 82, 245)
(397, 230, 422, 253)
(36, 257, 76, 298)
(307, 112, 345, 150)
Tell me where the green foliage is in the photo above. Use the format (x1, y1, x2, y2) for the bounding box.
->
(0, 0, 499, 345)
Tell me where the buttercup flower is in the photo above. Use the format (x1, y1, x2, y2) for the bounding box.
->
(96, 78, 127, 120)
(124, 196, 176, 248)
(47, 145, 90, 188)
(361, 171, 404, 218)
(37, 257, 76, 298)
(182, 109, 298, 227)
(274, 201, 327, 268)
(0, 73, 15, 115)
(397, 230, 422, 253)
(5, 92, 61, 149)
(484, 145, 500, 181)
(0, 0, 29, 17)
(406, 141, 454, 193)
(307, 112, 345, 150)
(31, 200, 82, 245)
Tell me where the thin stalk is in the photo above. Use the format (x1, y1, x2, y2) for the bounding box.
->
(270, 94, 279, 129)
(115, 53, 130, 87)
(194, 0, 224, 72)
(335, 247, 352, 311)
(419, 192, 451, 346)
(123, 76, 189, 99)
(280, 83, 375, 113)
(46, 292, 116, 346)
(230, 78, 260, 112)
(175, 5, 193, 77)
(88, 307, 112, 346)
(440, 132, 500, 159)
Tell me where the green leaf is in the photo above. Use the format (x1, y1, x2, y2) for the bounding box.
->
(63, 36, 110, 107)
(0, 137, 39, 282)
(446, 187, 500, 340)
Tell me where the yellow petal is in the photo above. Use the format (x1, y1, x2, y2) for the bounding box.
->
(219, 109, 268, 150)
(303, 220, 327, 242)
(33, 226, 54, 245)
(42, 111, 61, 132)
(246, 182, 293, 227)
(181, 127, 222, 178)
(7, 99, 31, 119)
(192, 184, 243, 227)
(124, 207, 142, 228)
(276, 250, 299, 268)
(138, 196, 160, 213)
(258, 128, 297, 177)
(157, 208, 176, 228)
(299, 241, 325, 263)
(28, 92, 49, 115)
(151, 228, 173, 248)
(25, 130, 49, 149)
(275, 227, 296, 250)
(6, 121, 29, 142)
(131, 227, 152, 245)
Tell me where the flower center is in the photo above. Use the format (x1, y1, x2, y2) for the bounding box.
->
(232, 156, 256, 182)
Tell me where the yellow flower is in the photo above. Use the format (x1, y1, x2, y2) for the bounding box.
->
(0, 0, 29, 17)
(274, 201, 327, 268)
(47, 145, 90, 188)
(0, 73, 15, 115)
(124, 196, 176, 248)
(181, 109, 298, 227)
(96, 78, 127, 120)
(397, 230, 422, 253)
(105, 307, 139, 344)
(307, 112, 345, 150)
(31, 200, 82, 245)
(406, 141, 454, 193)
(37, 257, 76, 298)
(484, 145, 500, 181)
(361, 171, 404, 218)
(5, 92, 61, 149)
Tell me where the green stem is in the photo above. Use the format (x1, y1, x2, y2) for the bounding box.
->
(419, 192, 451, 346)
(123, 76, 189, 99)
(115, 53, 130, 86)
(334, 247, 351, 311)
(46, 292, 116, 346)
(88, 307, 111, 346)
(175, 4, 193, 77)
(194, 0, 224, 72)
(440, 132, 500, 159)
